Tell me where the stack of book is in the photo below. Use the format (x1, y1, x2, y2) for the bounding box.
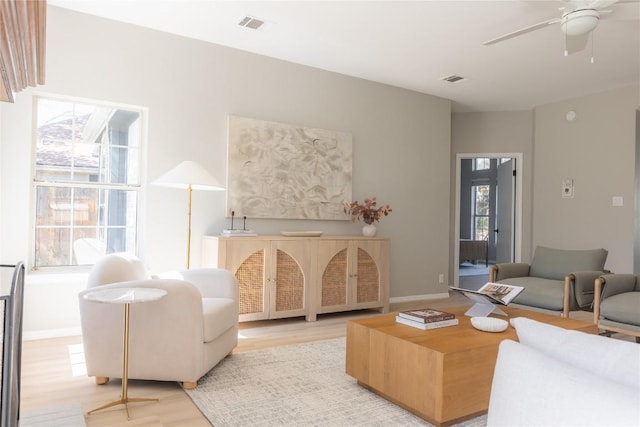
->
(395, 308, 458, 330)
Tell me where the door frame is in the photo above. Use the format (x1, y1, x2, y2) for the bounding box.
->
(454, 153, 523, 286)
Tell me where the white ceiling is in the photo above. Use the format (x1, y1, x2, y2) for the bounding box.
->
(49, 0, 640, 112)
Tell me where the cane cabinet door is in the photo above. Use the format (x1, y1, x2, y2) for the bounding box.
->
(268, 240, 309, 319)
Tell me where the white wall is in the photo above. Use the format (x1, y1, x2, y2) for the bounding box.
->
(0, 6, 452, 337)
(532, 86, 639, 274)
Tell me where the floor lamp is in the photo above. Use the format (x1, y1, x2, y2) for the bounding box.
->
(153, 160, 224, 269)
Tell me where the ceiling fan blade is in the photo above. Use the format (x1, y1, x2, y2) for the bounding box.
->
(564, 33, 590, 54)
(602, 1, 640, 20)
(483, 18, 561, 46)
(586, 0, 620, 9)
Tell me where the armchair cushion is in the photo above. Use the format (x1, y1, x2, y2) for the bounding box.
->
(529, 246, 607, 280)
(202, 297, 237, 343)
(601, 293, 640, 327)
(498, 277, 565, 311)
(87, 252, 150, 287)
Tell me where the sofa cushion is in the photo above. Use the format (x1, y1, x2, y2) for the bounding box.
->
(487, 340, 640, 427)
(601, 292, 640, 327)
(511, 317, 640, 390)
(202, 298, 237, 343)
(499, 277, 565, 311)
(529, 246, 607, 280)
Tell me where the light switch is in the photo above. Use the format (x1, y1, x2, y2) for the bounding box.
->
(612, 196, 624, 207)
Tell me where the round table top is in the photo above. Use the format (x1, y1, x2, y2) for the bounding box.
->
(83, 287, 167, 304)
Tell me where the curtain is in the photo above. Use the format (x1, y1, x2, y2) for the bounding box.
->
(0, 0, 46, 103)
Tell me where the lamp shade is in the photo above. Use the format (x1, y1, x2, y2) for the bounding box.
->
(153, 160, 224, 191)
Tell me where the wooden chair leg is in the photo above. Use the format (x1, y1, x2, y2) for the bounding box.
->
(183, 381, 197, 389)
(95, 376, 109, 385)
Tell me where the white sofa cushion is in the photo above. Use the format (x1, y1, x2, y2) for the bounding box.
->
(487, 339, 640, 426)
(202, 297, 237, 343)
(511, 317, 640, 390)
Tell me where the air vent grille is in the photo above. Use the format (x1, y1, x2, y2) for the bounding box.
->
(441, 75, 466, 83)
(238, 16, 265, 30)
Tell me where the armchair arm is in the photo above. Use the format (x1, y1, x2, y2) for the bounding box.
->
(598, 274, 637, 300)
(571, 270, 604, 305)
(563, 271, 604, 317)
(174, 268, 239, 301)
(490, 263, 530, 282)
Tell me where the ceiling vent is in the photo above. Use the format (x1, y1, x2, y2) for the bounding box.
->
(441, 75, 466, 83)
(238, 16, 265, 30)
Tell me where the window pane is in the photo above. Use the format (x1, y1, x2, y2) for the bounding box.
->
(474, 217, 489, 240)
(34, 186, 138, 267)
(474, 185, 490, 215)
(35, 227, 72, 267)
(473, 158, 490, 171)
(35, 98, 141, 186)
(472, 184, 490, 241)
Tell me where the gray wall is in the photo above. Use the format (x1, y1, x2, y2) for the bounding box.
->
(451, 111, 535, 275)
(532, 86, 639, 274)
(0, 6, 452, 336)
(452, 88, 639, 276)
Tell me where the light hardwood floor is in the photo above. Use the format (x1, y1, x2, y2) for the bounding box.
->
(20, 292, 602, 427)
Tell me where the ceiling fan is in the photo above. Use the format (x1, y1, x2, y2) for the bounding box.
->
(483, 0, 639, 56)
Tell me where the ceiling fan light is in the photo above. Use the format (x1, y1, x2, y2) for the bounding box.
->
(561, 9, 600, 36)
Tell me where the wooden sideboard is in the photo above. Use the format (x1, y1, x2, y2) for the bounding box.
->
(202, 235, 390, 322)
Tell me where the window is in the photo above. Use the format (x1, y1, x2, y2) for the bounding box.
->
(32, 96, 143, 268)
(473, 158, 490, 171)
(471, 184, 490, 240)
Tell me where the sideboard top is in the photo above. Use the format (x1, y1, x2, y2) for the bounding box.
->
(204, 235, 390, 241)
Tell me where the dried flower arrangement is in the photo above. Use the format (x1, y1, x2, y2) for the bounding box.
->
(344, 197, 392, 225)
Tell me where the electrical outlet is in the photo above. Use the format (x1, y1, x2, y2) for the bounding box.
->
(438, 274, 444, 284)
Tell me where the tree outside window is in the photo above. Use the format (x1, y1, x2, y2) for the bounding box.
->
(33, 96, 143, 268)
(472, 184, 490, 240)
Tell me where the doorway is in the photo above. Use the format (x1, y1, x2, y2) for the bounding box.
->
(454, 153, 522, 289)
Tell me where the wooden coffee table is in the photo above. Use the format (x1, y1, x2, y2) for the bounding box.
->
(345, 306, 597, 426)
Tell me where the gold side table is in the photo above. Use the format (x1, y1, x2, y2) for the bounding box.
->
(83, 287, 167, 419)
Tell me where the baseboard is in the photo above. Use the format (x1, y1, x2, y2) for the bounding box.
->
(390, 293, 450, 304)
(23, 327, 81, 341)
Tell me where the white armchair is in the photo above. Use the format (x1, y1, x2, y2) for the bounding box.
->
(78, 253, 239, 389)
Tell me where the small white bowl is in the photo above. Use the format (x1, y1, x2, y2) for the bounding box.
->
(470, 316, 508, 333)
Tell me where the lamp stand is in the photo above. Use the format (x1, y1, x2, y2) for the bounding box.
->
(186, 184, 192, 269)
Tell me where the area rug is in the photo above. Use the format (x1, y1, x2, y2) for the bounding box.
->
(185, 338, 487, 427)
(459, 262, 490, 277)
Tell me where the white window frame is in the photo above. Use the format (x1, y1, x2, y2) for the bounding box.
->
(30, 93, 147, 271)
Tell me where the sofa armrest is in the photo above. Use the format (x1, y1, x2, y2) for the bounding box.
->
(490, 263, 530, 282)
(487, 340, 640, 427)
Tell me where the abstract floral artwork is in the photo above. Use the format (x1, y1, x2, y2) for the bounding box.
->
(226, 116, 353, 220)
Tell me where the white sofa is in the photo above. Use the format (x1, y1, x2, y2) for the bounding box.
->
(488, 317, 640, 426)
(78, 253, 239, 389)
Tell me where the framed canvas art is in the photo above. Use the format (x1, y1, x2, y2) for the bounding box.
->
(227, 116, 352, 220)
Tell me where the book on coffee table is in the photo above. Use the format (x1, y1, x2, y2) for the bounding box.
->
(398, 308, 455, 323)
(450, 282, 524, 306)
(395, 316, 459, 330)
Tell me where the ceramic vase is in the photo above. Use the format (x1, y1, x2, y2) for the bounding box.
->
(362, 223, 377, 237)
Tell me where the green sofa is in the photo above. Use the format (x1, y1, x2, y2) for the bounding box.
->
(489, 246, 608, 317)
